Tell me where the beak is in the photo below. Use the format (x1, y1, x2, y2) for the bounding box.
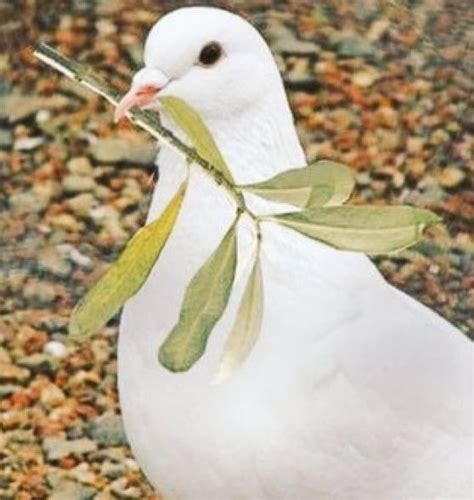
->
(114, 67, 169, 122)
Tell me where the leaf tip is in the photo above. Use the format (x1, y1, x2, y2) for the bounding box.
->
(157, 344, 191, 373)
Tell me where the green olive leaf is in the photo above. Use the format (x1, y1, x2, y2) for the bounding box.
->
(214, 251, 264, 383)
(158, 219, 238, 372)
(241, 160, 355, 209)
(69, 180, 187, 341)
(160, 95, 234, 183)
(272, 206, 441, 254)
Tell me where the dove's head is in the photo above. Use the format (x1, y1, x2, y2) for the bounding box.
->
(115, 7, 282, 122)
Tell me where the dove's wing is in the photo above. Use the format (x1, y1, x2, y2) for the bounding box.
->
(253, 222, 472, 498)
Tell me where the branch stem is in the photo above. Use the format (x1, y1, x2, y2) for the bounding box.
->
(33, 43, 256, 223)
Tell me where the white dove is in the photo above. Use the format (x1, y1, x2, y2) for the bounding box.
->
(116, 7, 473, 499)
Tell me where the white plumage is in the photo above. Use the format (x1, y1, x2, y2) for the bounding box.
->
(118, 7, 473, 499)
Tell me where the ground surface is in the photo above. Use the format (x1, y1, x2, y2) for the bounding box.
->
(0, 0, 472, 498)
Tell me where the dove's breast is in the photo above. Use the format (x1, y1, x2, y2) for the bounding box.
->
(118, 147, 472, 499)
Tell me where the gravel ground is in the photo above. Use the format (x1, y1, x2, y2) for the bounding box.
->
(0, 0, 472, 498)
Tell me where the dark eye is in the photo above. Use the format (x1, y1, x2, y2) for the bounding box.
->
(199, 42, 222, 66)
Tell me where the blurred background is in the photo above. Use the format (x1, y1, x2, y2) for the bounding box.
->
(0, 0, 472, 498)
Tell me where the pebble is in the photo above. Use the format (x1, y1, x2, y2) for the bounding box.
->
(66, 193, 98, 217)
(430, 128, 450, 145)
(0, 94, 69, 122)
(267, 23, 320, 56)
(14, 136, 45, 151)
(366, 18, 390, 42)
(44, 340, 69, 359)
(23, 279, 56, 306)
(63, 175, 97, 194)
(110, 478, 142, 499)
(39, 314, 69, 333)
(58, 244, 93, 269)
(9, 191, 49, 215)
(406, 158, 426, 178)
(0, 346, 11, 362)
(437, 167, 466, 188)
(40, 384, 66, 409)
(90, 138, 157, 165)
(67, 156, 94, 176)
(101, 461, 126, 479)
(332, 34, 377, 59)
(87, 413, 127, 447)
(0, 384, 21, 398)
(17, 353, 59, 375)
(38, 246, 72, 278)
(43, 437, 98, 461)
(47, 213, 84, 232)
(48, 476, 96, 500)
(0, 361, 30, 383)
(352, 68, 380, 87)
(406, 137, 425, 154)
(0, 128, 13, 148)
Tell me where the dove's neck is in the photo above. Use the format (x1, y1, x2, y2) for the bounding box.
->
(207, 85, 306, 185)
(149, 85, 306, 222)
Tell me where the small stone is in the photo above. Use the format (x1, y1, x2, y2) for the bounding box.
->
(17, 353, 59, 375)
(48, 476, 96, 500)
(9, 191, 48, 215)
(406, 158, 426, 178)
(406, 137, 425, 154)
(0, 346, 11, 363)
(366, 18, 390, 42)
(376, 128, 400, 151)
(58, 244, 93, 269)
(38, 246, 72, 278)
(67, 156, 94, 176)
(333, 35, 377, 59)
(437, 167, 466, 188)
(90, 138, 157, 165)
(100, 461, 125, 479)
(14, 136, 45, 151)
(352, 68, 380, 87)
(0, 94, 69, 122)
(66, 193, 98, 217)
(0, 128, 13, 149)
(91, 206, 127, 243)
(110, 478, 141, 499)
(375, 106, 398, 129)
(44, 341, 68, 359)
(0, 362, 30, 383)
(48, 213, 84, 232)
(392, 171, 405, 189)
(0, 384, 21, 398)
(96, 18, 116, 36)
(39, 314, 68, 333)
(63, 175, 97, 194)
(430, 128, 450, 145)
(69, 463, 97, 485)
(40, 384, 66, 409)
(43, 437, 98, 461)
(23, 279, 56, 306)
(87, 412, 127, 446)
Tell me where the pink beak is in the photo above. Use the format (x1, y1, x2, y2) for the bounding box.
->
(114, 84, 161, 122)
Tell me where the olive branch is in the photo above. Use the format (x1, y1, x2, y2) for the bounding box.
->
(34, 43, 440, 380)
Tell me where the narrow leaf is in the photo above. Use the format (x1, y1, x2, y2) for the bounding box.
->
(273, 206, 441, 254)
(241, 160, 355, 208)
(159, 220, 238, 372)
(214, 252, 264, 383)
(69, 181, 187, 340)
(160, 96, 234, 183)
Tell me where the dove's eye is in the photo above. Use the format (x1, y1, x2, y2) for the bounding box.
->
(199, 42, 222, 66)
